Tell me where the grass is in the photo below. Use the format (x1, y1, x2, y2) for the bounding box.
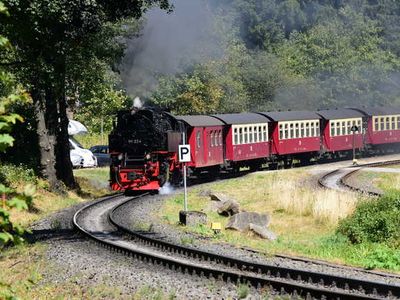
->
(0, 164, 118, 299)
(74, 133, 108, 149)
(7, 168, 110, 227)
(74, 167, 110, 197)
(0, 244, 126, 300)
(353, 170, 400, 193)
(159, 169, 400, 272)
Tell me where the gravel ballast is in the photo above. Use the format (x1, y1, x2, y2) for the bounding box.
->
(30, 196, 261, 299)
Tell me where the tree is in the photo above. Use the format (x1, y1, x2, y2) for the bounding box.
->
(151, 64, 223, 114)
(0, 0, 170, 190)
(0, 1, 34, 247)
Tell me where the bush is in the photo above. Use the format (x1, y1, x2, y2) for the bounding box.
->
(364, 244, 400, 270)
(0, 164, 37, 187)
(337, 193, 400, 245)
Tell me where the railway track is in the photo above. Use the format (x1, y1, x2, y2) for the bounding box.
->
(73, 191, 400, 299)
(318, 159, 400, 196)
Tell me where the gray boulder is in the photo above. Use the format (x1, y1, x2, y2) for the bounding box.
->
(210, 192, 232, 202)
(198, 189, 212, 197)
(225, 212, 270, 232)
(248, 223, 277, 240)
(217, 199, 240, 216)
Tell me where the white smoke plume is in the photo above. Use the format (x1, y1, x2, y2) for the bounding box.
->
(133, 96, 143, 109)
(120, 0, 223, 99)
(159, 182, 174, 195)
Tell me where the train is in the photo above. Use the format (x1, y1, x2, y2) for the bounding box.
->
(108, 106, 400, 191)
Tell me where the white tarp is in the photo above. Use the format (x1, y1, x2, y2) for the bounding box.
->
(68, 119, 88, 135)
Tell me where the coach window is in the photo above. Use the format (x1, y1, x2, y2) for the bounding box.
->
(196, 131, 201, 148)
(374, 117, 378, 131)
(211, 131, 214, 147)
(258, 126, 262, 142)
(386, 117, 390, 130)
(357, 120, 362, 131)
(253, 126, 257, 142)
(214, 131, 218, 146)
(219, 131, 222, 146)
(335, 122, 340, 136)
(347, 121, 351, 135)
(239, 128, 243, 144)
(263, 125, 267, 141)
(305, 122, 310, 137)
(300, 123, 305, 137)
(392, 117, 396, 130)
(234, 128, 238, 145)
(295, 123, 299, 138)
(289, 123, 294, 139)
(330, 122, 335, 136)
(397, 117, 400, 130)
(249, 127, 253, 143)
(340, 121, 345, 136)
(284, 123, 288, 140)
(380, 117, 385, 131)
(243, 127, 247, 143)
(279, 124, 283, 140)
(309, 122, 314, 137)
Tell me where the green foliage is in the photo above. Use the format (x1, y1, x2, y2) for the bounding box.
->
(152, 64, 224, 114)
(237, 283, 250, 299)
(150, 0, 400, 113)
(337, 193, 400, 245)
(0, 1, 34, 248)
(363, 244, 400, 270)
(0, 164, 37, 187)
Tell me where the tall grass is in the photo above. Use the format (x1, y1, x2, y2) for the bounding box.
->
(265, 176, 359, 225)
(215, 170, 360, 226)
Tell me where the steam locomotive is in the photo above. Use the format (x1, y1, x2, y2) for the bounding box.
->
(109, 106, 400, 191)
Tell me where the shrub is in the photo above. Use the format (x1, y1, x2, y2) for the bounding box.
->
(0, 164, 37, 187)
(337, 192, 400, 245)
(364, 244, 400, 270)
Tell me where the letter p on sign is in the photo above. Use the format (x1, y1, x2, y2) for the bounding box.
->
(178, 145, 191, 162)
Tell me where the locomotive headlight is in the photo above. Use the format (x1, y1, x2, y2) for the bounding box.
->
(145, 153, 151, 160)
(118, 153, 123, 160)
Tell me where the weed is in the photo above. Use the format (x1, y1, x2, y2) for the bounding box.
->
(168, 289, 177, 300)
(180, 236, 194, 245)
(237, 282, 250, 299)
(134, 285, 165, 300)
(135, 222, 152, 232)
(50, 219, 61, 230)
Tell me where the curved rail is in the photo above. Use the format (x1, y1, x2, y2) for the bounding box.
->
(318, 159, 400, 196)
(109, 197, 400, 299)
(74, 194, 380, 299)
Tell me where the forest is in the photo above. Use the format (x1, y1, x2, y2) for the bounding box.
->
(1, 0, 400, 192)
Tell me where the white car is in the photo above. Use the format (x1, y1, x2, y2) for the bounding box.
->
(69, 137, 97, 168)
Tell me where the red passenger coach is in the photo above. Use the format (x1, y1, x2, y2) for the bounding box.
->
(354, 107, 400, 146)
(176, 115, 224, 168)
(212, 113, 271, 169)
(317, 109, 364, 153)
(258, 111, 321, 157)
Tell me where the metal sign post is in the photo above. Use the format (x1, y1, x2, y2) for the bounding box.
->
(178, 132, 191, 212)
(351, 125, 359, 165)
(183, 162, 187, 211)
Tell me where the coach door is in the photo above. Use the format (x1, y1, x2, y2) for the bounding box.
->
(195, 129, 205, 166)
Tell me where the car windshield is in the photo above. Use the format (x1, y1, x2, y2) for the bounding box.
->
(70, 137, 84, 149)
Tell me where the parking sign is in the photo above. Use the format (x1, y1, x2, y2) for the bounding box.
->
(178, 145, 191, 162)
